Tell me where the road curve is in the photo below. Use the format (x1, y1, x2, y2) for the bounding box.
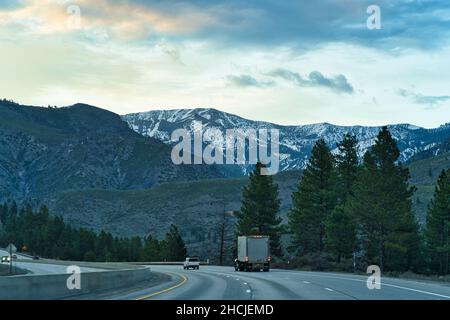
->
(108, 266, 450, 300)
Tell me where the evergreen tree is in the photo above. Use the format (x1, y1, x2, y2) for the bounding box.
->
(288, 139, 336, 255)
(4, 201, 18, 242)
(96, 231, 114, 261)
(60, 225, 75, 260)
(425, 169, 450, 274)
(325, 205, 356, 263)
(346, 127, 420, 271)
(142, 235, 161, 261)
(235, 162, 282, 256)
(49, 216, 65, 259)
(324, 134, 358, 263)
(0, 203, 8, 226)
(129, 236, 143, 261)
(161, 224, 187, 261)
(84, 250, 97, 262)
(9, 201, 18, 217)
(335, 133, 359, 204)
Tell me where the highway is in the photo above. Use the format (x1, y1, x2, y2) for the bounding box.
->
(109, 266, 450, 300)
(2, 247, 450, 300)
(0, 249, 32, 260)
(0, 249, 104, 274)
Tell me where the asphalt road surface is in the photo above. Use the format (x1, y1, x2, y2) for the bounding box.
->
(110, 266, 450, 300)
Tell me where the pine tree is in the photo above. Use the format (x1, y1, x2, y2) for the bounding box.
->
(3, 201, 18, 243)
(84, 250, 97, 262)
(346, 127, 420, 271)
(325, 205, 356, 263)
(425, 169, 450, 274)
(335, 133, 359, 204)
(235, 162, 282, 256)
(0, 203, 8, 243)
(162, 224, 187, 261)
(288, 139, 336, 256)
(324, 134, 358, 263)
(96, 231, 114, 261)
(0, 202, 8, 226)
(129, 236, 143, 261)
(142, 235, 161, 261)
(50, 216, 65, 259)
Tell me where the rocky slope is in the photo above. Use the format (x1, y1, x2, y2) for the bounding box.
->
(0, 100, 223, 202)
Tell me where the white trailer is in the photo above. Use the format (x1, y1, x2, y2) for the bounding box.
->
(235, 236, 270, 272)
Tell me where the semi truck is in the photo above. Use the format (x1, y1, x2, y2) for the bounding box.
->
(234, 235, 270, 272)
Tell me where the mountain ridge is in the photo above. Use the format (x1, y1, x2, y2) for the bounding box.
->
(0, 100, 224, 202)
(123, 107, 449, 130)
(123, 108, 450, 173)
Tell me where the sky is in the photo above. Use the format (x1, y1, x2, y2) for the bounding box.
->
(0, 0, 449, 128)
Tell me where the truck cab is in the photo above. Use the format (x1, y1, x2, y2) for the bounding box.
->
(183, 257, 200, 270)
(235, 236, 271, 272)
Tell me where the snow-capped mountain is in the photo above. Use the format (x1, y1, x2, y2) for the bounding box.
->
(122, 108, 450, 174)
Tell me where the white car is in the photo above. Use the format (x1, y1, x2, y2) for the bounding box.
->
(1, 256, 11, 263)
(183, 257, 200, 270)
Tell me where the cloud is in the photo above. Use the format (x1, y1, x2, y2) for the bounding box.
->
(157, 42, 184, 64)
(2, 0, 450, 51)
(226, 74, 275, 88)
(268, 69, 354, 94)
(0, 0, 218, 39)
(1, 0, 449, 129)
(129, 0, 450, 51)
(398, 89, 450, 107)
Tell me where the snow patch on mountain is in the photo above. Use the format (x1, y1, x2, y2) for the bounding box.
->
(122, 108, 450, 175)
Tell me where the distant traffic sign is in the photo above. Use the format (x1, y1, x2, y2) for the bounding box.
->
(6, 243, 17, 253)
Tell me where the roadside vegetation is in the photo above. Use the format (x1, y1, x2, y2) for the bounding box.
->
(0, 205, 187, 262)
(236, 127, 450, 275)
